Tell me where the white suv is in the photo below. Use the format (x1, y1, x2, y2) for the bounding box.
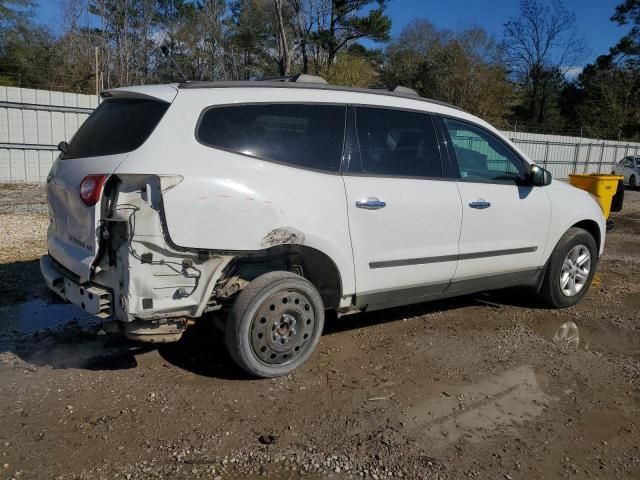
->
(41, 75, 606, 377)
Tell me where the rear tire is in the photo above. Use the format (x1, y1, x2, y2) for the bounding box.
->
(539, 227, 598, 308)
(630, 175, 637, 189)
(225, 271, 324, 378)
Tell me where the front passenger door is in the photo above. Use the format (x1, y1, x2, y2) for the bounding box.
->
(439, 117, 551, 286)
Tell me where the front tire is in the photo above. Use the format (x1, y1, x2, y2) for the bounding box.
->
(225, 271, 325, 378)
(630, 175, 637, 189)
(539, 227, 598, 308)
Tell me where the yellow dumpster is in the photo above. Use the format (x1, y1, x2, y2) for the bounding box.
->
(568, 174, 624, 219)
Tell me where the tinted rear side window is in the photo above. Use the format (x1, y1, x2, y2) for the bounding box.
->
(197, 104, 346, 172)
(62, 98, 169, 159)
(351, 106, 442, 178)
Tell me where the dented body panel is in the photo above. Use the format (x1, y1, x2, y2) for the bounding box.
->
(46, 153, 127, 282)
(92, 175, 232, 322)
(43, 174, 234, 326)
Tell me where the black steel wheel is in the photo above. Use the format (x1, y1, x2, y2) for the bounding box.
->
(225, 271, 324, 378)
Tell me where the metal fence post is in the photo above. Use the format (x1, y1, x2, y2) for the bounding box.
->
(584, 143, 592, 173)
(543, 141, 550, 168)
(597, 143, 606, 173)
(572, 143, 581, 174)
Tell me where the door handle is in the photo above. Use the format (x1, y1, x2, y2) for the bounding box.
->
(469, 199, 491, 209)
(356, 197, 386, 210)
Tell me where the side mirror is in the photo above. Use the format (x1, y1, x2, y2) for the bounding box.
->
(530, 164, 552, 186)
(57, 141, 69, 155)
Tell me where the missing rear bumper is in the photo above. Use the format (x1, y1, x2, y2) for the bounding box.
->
(40, 254, 113, 318)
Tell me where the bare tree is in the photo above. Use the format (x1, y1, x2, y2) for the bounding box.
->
(503, 0, 589, 125)
(504, 0, 587, 76)
(273, 0, 291, 75)
(288, 0, 313, 73)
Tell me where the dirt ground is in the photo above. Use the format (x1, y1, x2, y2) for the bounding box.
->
(0, 185, 639, 480)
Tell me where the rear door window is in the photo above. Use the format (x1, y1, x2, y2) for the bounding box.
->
(197, 104, 346, 172)
(350, 106, 442, 178)
(62, 98, 169, 159)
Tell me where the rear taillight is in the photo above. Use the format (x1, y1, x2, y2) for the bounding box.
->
(79, 174, 108, 206)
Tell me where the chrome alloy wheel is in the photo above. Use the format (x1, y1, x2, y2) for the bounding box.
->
(560, 244, 591, 297)
(250, 289, 316, 365)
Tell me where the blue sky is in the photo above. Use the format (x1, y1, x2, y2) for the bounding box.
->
(380, 0, 629, 62)
(35, 0, 630, 67)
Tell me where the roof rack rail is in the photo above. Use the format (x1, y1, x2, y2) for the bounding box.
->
(258, 73, 328, 85)
(176, 80, 464, 112)
(392, 85, 419, 96)
(367, 85, 420, 96)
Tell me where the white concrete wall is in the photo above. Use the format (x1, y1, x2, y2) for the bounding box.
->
(0, 86, 98, 183)
(1, 86, 639, 182)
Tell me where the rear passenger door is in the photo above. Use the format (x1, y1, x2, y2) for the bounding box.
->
(438, 116, 551, 287)
(343, 106, 462, 309)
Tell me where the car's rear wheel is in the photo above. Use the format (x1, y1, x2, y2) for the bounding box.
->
(225, 271, 324, 378)
(539, 227, 598, 308)
(630, 175, 637, 188)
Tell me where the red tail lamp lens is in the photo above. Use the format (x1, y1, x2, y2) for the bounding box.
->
(79, 174, 108, 206)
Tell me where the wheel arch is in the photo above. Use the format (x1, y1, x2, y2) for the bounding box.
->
(216, 244, 343, 310)
(571, 219, 601, 253)
(293, 244, 343, 310)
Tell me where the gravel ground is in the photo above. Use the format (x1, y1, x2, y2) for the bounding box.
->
(0, 214, 48, 263)
(0, 186, 638, 480)
(0, 183, 47, 214)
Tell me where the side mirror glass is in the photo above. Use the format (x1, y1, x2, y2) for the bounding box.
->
(57, 141, 69, 155)
(530, 164, 552, 186)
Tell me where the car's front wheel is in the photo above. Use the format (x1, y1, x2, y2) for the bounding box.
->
(539, 227, 598, 308)
(225, 271, 325, 378)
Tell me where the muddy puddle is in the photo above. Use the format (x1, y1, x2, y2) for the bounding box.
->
(0, 297, 122, 371)
(610, 213, 640, 233)
(1, 297, 91, 332)
(0, 297, 96, 348)
(531, 316, 640, 357)
(406, 365, 551, 447)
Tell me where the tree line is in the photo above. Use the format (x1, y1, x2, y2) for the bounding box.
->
(1, 0, 639, 140)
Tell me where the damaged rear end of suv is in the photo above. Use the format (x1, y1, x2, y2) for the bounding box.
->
(41, 80, 349, 379)
(41, 85, 236, 345)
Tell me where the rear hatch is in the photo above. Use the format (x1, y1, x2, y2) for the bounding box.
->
(46, 87, 175, 282)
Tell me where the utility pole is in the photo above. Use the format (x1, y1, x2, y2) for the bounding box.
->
(95, 46, 100, 103)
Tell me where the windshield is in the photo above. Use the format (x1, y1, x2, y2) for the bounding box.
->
(61, 98, 169, 159)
